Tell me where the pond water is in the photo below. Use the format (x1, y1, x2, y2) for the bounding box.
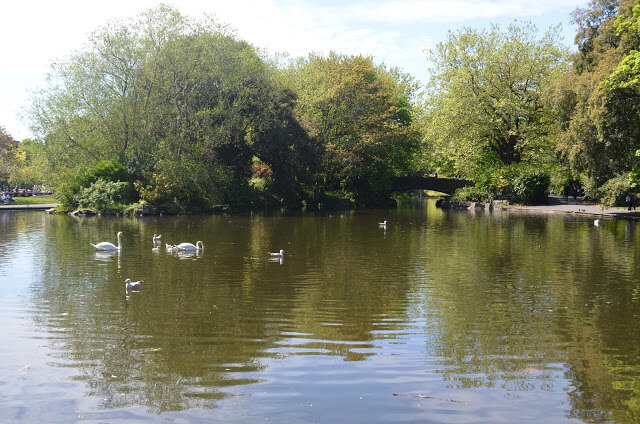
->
(1, 200, 639, 423)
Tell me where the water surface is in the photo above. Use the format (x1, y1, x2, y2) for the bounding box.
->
(1, 201, 639, 423)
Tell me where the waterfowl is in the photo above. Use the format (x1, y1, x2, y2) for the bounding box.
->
(594, 219, 600, 227)
(269, 249, 284, 258)
(125, 278, 143, 292)
(165, 243, 174, 251)
(91, 231, 123, 251)
(379, 220, 387, 227)
(174, 241, 204, 251)
(153, 234, 162, 243)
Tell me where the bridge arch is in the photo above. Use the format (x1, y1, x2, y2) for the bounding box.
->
(390, 176, 473, 195)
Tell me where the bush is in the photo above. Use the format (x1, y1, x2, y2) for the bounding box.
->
(451, 186, 494, 203)
(511, 169, 550, 204)
(57, 160, 133, 210)
(74, 179, 131, 212)
(77, 160, 129, 188)
(595, 175, 630, 208)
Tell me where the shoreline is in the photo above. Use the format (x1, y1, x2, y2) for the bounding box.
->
(505, 195, 640, 220)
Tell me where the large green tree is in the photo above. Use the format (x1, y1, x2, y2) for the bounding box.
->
(283, 53, 420, 207)
(0, 126, 21, 184)
(29, 5, 312, 210)
(551, 0, 640, 204)
(422, 22, 569, 179)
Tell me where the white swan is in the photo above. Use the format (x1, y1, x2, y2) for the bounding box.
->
(594, 219, 600, 227)
(174, 241, 204, 251)
(165, 243, 175, 251)
(125, 278, 143, 292)
(269, 249, 284, 258)
(153, 234, 162, 243)
(91, 231, 123, 251)
(379, 220, 387, 227)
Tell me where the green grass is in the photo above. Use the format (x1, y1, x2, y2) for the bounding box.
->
(11, 196, 58, 205)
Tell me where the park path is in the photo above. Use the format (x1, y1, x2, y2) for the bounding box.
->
(0, 203, 58, 210)
(509, 196, 640, 220)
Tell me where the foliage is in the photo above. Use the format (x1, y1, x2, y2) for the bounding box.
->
(422, 21, 569, 179)
(454, 163, 550, 204)
(451, 186, 494, 203)
(592, 174, 630, 207)
(57, 160, 132, 209)
(28, 5, 317, 211)
(77, 160, 129, 189)
(283, 52, 421, 206)
(511, 169, 551, 204)
(0, 126, 20, 183)
(74, 178, 130, 212)
(551, 0, 640, 202)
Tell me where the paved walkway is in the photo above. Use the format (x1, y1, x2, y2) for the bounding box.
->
(0, 203, 58, 211)
(508, 196, 640, 220)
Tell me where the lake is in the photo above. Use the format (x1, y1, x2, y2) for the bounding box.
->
(1, 200, 639, 423)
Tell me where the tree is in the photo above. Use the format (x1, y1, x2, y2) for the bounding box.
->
(550, 0, 640, 204)
(0, 126, 20, 184)
(28, 5, 312, 210)
(423, 22, 569, 179)
(283, 53, 420, 207)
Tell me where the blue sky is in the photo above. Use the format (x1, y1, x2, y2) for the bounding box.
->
(1, 0, 588, 140)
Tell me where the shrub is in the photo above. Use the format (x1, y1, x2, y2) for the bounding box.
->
(511, 170, 550, 204)
(58, 160, 133, 209)
(77, 160, 129, 188)
(451, 186, 494, 203)
(74, 179, 131, 212)
(596, 175, 630, 208)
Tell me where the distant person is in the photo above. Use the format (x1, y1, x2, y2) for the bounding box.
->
(627, 193, 632, 210)
(433, 171, 438, 178)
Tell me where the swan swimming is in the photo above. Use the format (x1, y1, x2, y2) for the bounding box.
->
(594, 219, 600, 227)
(174, 241, 204, 251)
(165, 243, 175, 251)
(379, 220, 387, 227)
(269, 249, 284, 258)
(125, 278, 143, 292)
(91, 231, 123, 251)
(153, 234, 162, 243)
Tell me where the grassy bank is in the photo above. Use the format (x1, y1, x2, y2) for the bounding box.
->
(12, 196, 58, 205)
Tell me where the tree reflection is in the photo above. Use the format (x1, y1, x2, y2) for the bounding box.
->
(13, 208, 640, 421)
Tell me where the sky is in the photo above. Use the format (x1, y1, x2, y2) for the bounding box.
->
(1, 0, 588, 141)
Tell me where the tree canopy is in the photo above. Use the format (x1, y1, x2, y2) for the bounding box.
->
(0, 126, 20, 183)
(15, 3, 640, 210)
(421, 22, 569, 180)
(283, 53, 420, 206)
(28, 5, 317, 210)
(550, 0, 640, 203)
(26, 6, 420, 211)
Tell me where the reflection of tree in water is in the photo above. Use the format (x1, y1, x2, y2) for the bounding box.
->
(423, 215, 640, 423)
(27, 212, 417, 413)
(22, 210, 640, 420)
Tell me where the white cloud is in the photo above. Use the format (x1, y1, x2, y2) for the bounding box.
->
(0, 0, 588, 139)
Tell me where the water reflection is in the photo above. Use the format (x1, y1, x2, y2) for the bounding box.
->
(1, 203, 639, 423)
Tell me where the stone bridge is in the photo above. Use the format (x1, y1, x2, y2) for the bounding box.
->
(390, 176, 473, 195)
